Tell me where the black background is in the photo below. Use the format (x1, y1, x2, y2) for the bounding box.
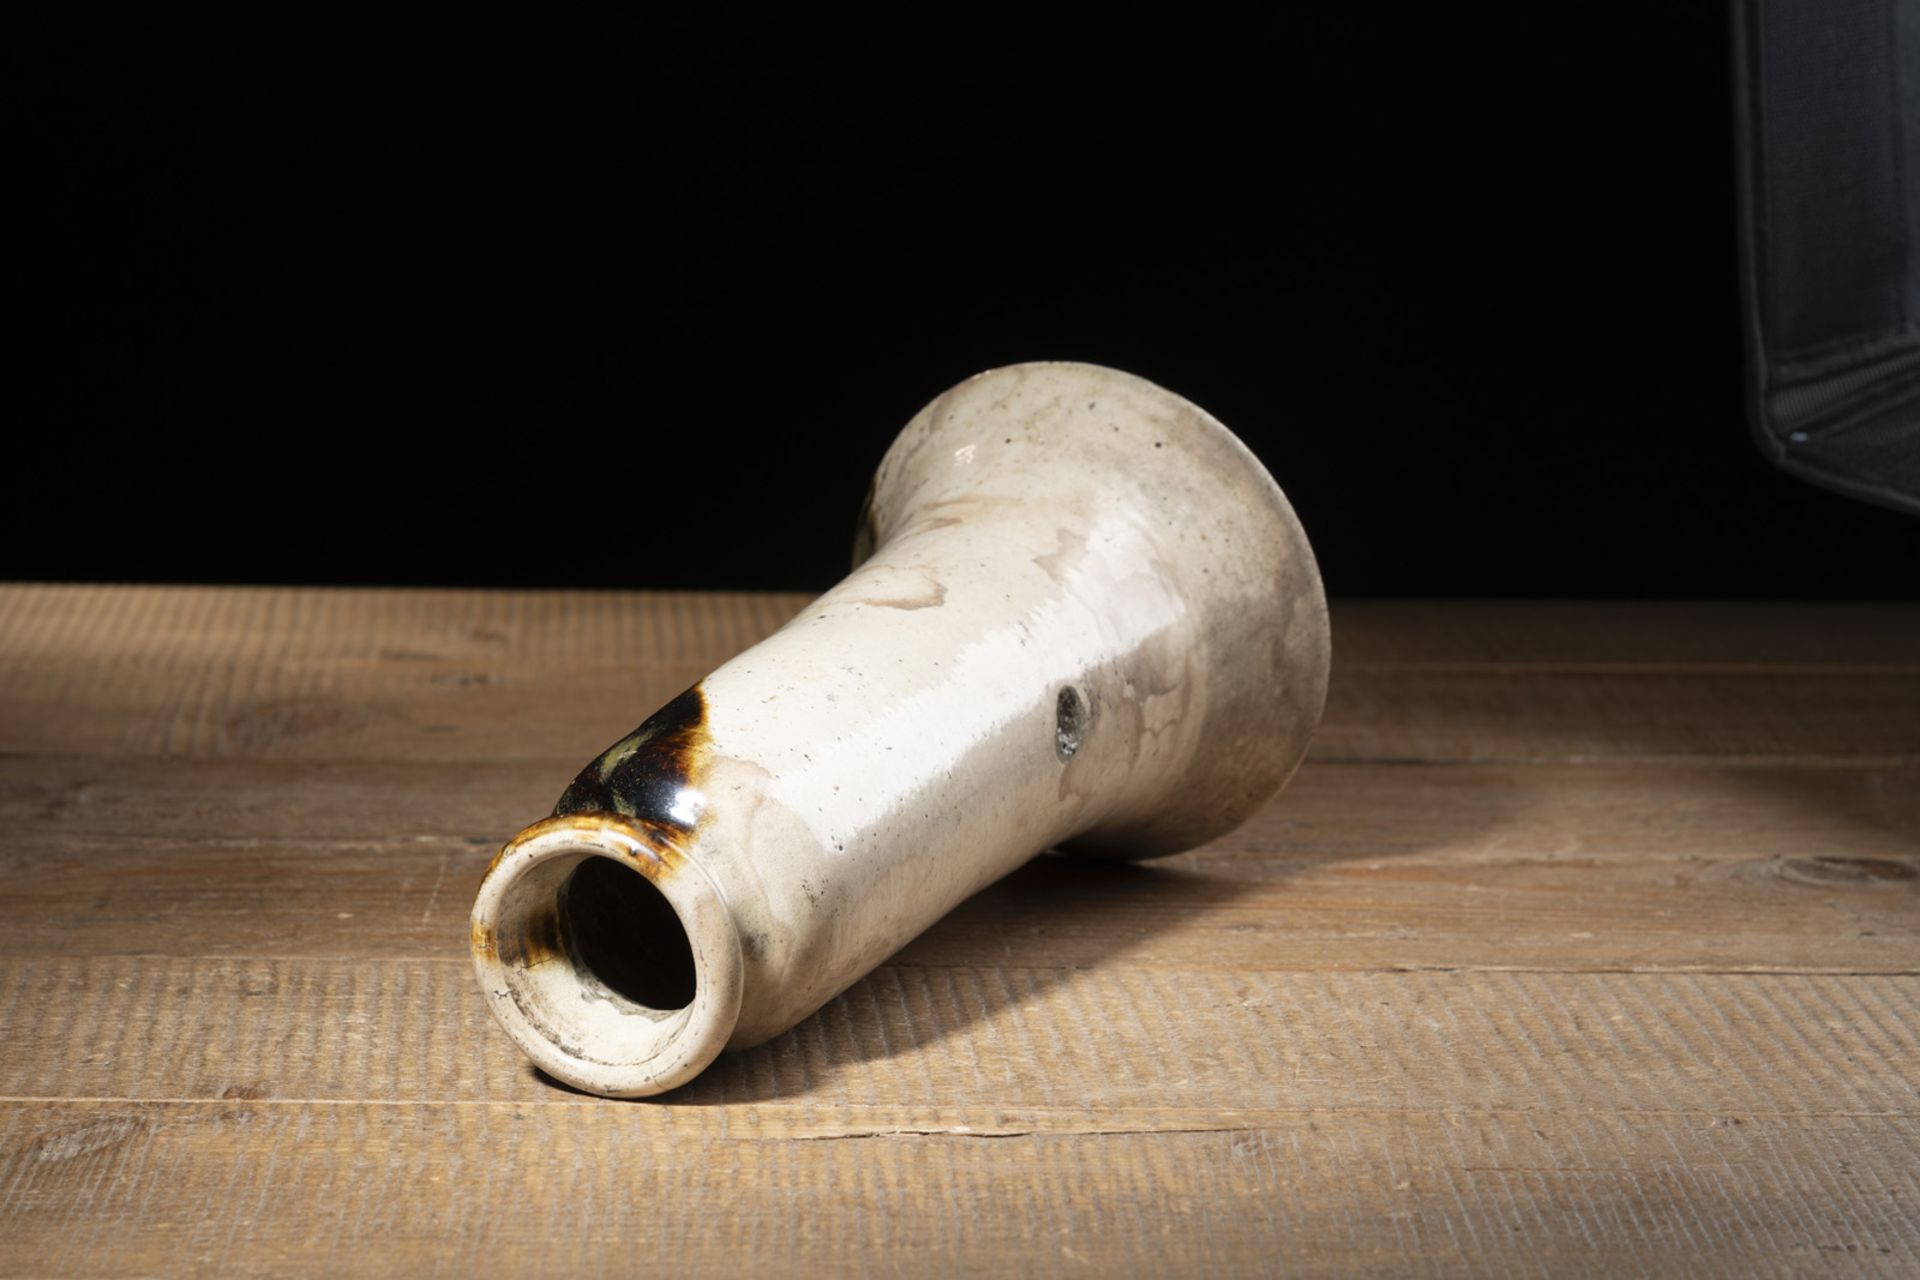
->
(9, 13, 1918, 596)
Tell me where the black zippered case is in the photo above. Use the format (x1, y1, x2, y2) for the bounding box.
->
(1735, 0, 1920, 514)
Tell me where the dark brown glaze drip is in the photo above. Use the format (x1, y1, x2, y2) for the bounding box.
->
(553, 684, 710, 828)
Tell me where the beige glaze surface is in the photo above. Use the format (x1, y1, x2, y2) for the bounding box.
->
(471, 362, 1330, 1095)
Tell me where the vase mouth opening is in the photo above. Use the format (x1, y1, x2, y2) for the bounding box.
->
(470, 813, 743, 1097)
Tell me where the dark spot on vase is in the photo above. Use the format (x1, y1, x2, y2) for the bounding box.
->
(1056, 685, 1087, 761)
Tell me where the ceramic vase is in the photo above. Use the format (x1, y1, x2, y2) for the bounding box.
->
(470, 362, 1330, 1096)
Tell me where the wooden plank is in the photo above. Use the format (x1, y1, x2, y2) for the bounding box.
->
(6, 755, 1916, 863)
(4, 588, 1919, 765)
(1331, 599, 1920, 669)
(0, 584, 811, 667)
(2, 958, 1914, 1119)
(2, 758, 1912, 973)
(9, 587, 1918, 671)
(7, 657, 1916, 764)
(0, 1100, 1912, 1277)
(1315, 669, 1920, 765)
(0, 653, 714, 761)
(3, 828, 1912, 975)
(0, 585, 788, 760)
(0, 755, 559, 845)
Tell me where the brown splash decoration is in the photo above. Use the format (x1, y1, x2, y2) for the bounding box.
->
(555, 684, 711, 829)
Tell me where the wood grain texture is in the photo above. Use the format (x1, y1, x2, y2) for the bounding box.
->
(5, 589, 1919, 765)
(0, 586, 1916, 1276)
(2, 959, 1914, 1119)
(0, 1102, 1913, 1278)
(3, 756, 1913, 974)
(2, 799, 1914, 975)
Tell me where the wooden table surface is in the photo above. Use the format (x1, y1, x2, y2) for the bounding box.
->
(0, 586, 1915, 1276)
